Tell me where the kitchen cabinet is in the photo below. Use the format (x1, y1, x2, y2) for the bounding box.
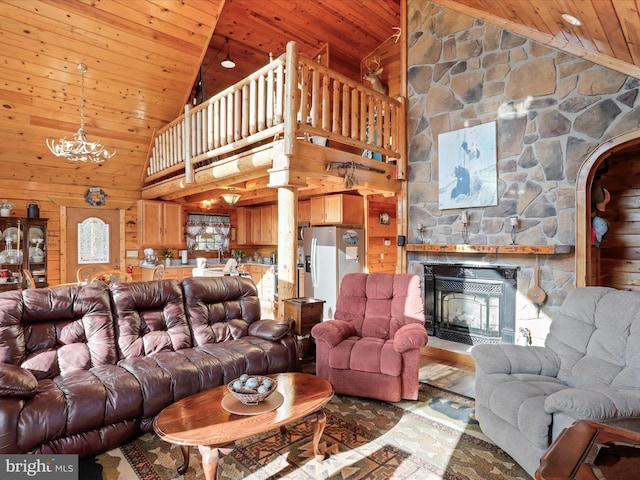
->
(141, 265, 192, 281)
(310, 194, 364, 225)
(248, 264, 276, 302)
(0, 217, 48, 291)
(298, 200, 310, 224)
(137, 200, 184, 248)
(254, 205, 277, 245)
(236, 207, 252, 245)
(248, 264, 264, 292)
(238, 205, 278, 245)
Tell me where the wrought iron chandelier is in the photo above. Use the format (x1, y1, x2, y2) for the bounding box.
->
(46, 63, 115, 163)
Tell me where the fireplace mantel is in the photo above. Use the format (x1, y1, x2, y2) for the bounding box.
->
(406, 244, 573, 255)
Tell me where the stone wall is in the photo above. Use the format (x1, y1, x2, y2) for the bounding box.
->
(406, 1, 640, 343)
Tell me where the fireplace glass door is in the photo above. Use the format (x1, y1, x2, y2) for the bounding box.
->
(423, 263, 518, 345)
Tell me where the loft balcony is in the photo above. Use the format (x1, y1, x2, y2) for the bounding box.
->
(142, 41, 405, 205)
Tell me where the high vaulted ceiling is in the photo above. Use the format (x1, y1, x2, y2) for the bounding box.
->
(1, 0, 639, 200)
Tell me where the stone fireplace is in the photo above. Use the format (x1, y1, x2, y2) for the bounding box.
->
(422, 263, 518, 345)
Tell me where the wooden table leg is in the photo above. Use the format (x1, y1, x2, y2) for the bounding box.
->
(177, 445, 190, 474)
(306, 410, 328, 461)
(198, 444, 234, 480)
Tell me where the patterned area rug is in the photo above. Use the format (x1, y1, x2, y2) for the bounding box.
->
(81, 383, 531, 479)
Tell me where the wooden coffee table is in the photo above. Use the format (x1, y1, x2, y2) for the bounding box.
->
(153, 372, 334, 480)
(536, 420, 640, 479)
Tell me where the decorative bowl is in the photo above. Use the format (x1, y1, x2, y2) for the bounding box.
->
(227, 375, 277, 405)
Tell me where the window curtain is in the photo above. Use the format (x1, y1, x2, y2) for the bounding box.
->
(185, 213, 231, 253)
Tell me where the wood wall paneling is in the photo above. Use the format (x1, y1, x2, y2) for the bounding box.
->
(367, 194, 397, 274)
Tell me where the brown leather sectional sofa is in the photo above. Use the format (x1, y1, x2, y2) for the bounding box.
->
(0, 276, 298, 457)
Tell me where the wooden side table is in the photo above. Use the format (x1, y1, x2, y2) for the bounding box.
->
(536, 419, 640, 480)
(283, 297, 324, 363)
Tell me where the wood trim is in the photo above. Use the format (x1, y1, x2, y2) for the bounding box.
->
(48, 195, 137, 210)
(420, 345, 475, 367)
(59, 206, 128, 283)
(405, 244, 574, 255)
(575, 131, 640, 287)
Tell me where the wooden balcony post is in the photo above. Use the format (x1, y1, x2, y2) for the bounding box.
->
(184, 104, 193, 184)
(284, 41, 299, 159)
(277, 186, 298, 319)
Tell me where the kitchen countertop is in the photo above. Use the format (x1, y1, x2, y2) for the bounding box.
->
(141, 261, 276, 269)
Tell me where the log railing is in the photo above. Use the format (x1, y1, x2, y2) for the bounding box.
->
(145, 41, 405, 183)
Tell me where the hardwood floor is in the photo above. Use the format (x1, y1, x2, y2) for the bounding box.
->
(419, 351, 475, 399)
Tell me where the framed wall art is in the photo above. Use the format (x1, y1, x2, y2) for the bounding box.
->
(438, 121, 497, 210)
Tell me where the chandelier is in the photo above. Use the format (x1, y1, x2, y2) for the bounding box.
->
(46, 63, 115, 163)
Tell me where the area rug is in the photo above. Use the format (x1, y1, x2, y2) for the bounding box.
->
(81, 384, 531, 479)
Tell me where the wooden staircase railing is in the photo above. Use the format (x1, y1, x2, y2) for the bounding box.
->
(145, 41, 405, 185)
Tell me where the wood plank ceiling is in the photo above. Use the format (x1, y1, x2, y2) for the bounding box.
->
(1, 0, 639, 202)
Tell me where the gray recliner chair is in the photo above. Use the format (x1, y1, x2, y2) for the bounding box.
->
(472, 286, 640, 477)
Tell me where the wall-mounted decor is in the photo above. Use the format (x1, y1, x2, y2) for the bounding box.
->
(379, 212, 390, 225)
(438, 122, 497, 210)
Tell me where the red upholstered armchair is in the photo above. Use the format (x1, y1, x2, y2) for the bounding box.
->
(311, 272, 428, 402)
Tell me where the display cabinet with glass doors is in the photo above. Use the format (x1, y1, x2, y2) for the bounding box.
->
(0, 217, 48, 290)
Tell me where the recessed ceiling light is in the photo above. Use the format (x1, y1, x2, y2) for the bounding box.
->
(561, 13, 582, 27)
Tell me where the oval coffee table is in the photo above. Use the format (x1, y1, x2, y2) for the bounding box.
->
(153, 372, 334, 480)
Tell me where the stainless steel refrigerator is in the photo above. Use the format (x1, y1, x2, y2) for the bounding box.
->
(302, 226, 364, 319)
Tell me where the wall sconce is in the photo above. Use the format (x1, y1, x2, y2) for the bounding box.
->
(415, 224, 425, 244)
(202, 199, 213, 210)
(509, 216, 519, 244)
(461, 212, 469, 244)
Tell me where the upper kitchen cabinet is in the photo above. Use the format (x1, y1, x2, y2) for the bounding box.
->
(236, 207, 252, 245)
(238, 205, 278, 246)
(310, 194, 364, 225)
(137, 200, 184, 247)
(298, 200, 310, 224)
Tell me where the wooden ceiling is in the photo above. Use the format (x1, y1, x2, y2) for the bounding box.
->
(433, 0, 640, 79)
(1, 0, 639, 202)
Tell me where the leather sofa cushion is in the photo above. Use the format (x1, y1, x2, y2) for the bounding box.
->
(110, 280, 192, 359)
(0, 364, 37, 397)
(17, 366, 143, 452)
(182, 277, 262, 346)
(0, 285, 117, 380)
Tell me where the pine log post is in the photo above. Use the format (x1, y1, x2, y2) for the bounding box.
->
(272, 41, 303, 317)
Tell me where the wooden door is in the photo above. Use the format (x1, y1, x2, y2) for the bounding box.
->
(163, 203, 184, 246)
(252, 208, 263, 244)
(66, 208, 121, 283)
(309, 197, 325, 224)
(138, 200, 163, 246)
(260, 206, 273, 244)
(323, 195, 343, 224)
(236, 207, 251, 245)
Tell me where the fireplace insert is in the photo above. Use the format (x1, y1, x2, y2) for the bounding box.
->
(422, 263, 518, 345)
